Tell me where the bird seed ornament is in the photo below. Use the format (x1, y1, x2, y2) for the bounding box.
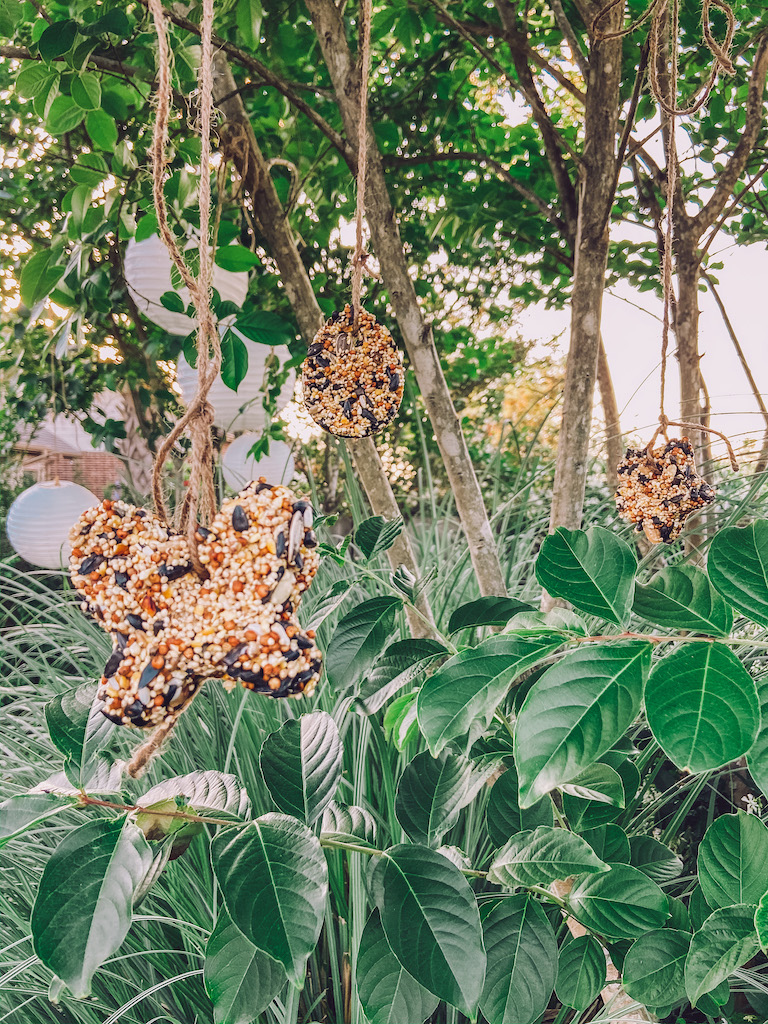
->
(615, 436, 715, 544)
(69, 480, 321, 727)
(301, 305, 404, 437)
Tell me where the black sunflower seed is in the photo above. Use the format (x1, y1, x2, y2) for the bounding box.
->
(297, 635, 313, 650)
(223, 643, 247, 668)
(104, 649, 123, 678)
(125, 700, 146, 720)
(162, 684, 177, 706)
(232, 505, 249, 532)
(285, 648, 301, 662)
(140, 663, 161, 687)
(127, 613, 144, 630)
(79, 554, 104, 576)
(153, 620, 165, 635)
(101, 710, 124, 724)
(389, 372, 400, 391)
(114, 570, 129, 590)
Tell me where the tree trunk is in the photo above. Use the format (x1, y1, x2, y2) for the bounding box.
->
(597, 334, 623, 493)
(304, 0, 507, 599)
(548, 11, 624, 533)
(212, 54, 438, 638)
(118, 387, 154, 497)
(673, 241, 704, 454)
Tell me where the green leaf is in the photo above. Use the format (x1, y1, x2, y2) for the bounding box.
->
(633, 565, 732, 636)
(383, 692, 419, 751)
(0, 0, 22, 34)
(259, 711, 342, 825)
(534, 526, 636, 625)
(321, 801, 377, 844)
(0, 792, 75, 848)
(215, 243, 260, 271)
(566, 865, 669, 939)
(448, 596, 533, 633)
(395, 751, 497, 847)
(85, 108, 118, 150)
(359, 638, 447, 714)
(369, 844, 486, 1015)
(698, 811, 768, 909)
(489, 825, 608, 888)
(46, 95, 85, 134)
(555, 934, 606, 1011)
(644, 643, 759, 772)
(204, 909, 285, 1024)
(160, 290, 186, 313)
(220, 329, 250, 392)
(756, 890, 768, 952)
(689, 884, 715, 931)
(515, 642, 652, 806)
(70, 152, 108, 186)
(235, 0, 263, 48)
(629, 835, 683, 883)
(486, 763, 553, 847)
(709, 520, 768, 627)
(16, 64, 59, 99)
(45, 683, 115, 785)
(624, 929, 690, 1007)
(685, 904, 760, 1005)
(357, 910, 438, 1024)
(71, 72, 102, 111)
(38, 19, 78, 59)
(233, 310, 294, 346)
(480, 894, 557, 1024)
(211, 814, 328, 986)
(354, 516, 403, 560)
(19, 248, 65, 308)
(135, 213, 159, 242)
(747, 675, 768, 800)
(137, 770, 250, 819)
(560, 763, 625, 806)
(31, 818, 152, 997)
(417, 635, 561, 757)
(325, 597, 401, 690)
(580, 824, 631, 865)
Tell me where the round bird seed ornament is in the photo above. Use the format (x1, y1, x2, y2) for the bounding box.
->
(302, 305, 404, 437)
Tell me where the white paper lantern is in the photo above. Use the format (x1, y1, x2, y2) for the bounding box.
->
(6, 481, 99, 569)
(221, 435, 295, 491)
(125, 234, 249, 335)
(177, 328, 296, 433)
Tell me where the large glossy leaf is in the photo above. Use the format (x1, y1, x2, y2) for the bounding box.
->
(488, 825, 608, 888)
(756, 891, 768, 952)
(417, 635, 561, 757)
(359, 639, 447, 714)
(31, 818, 152, 997)
(698, 811, 768, 909)
(479, 894, 557, 1024)
(534, 526, 636, 625)
(369, 844, 486, 1015)
(357, 910, 438, 1024)
(709, 521, 768, 627)
(137, 770, 250, 819)
(747, 675, 768, 800)
(624, 928, 690, 1007)
(448, 596, 533, 633)
(45, 682, 114, 781)
(204, 910, 285, 1024)
(211, 815, 328, 986)
(325, 597, 401, 690)
(321, 801, 377, 844)
(515, 642, 652, 806)
(486, 763, 553, 847)
(555, 934, 606, 1011)
(395, 750, 496, 847)
(0, 792, 75, 848)
(354, 516, 403, 560)
(645, 643, 759, 772)
(259, 711, 342, 825)
(629, 835, 683, 883)
(633, 564, 733, 636)
(560, 763, 625, 805)
(685, 904, 760, 1005)
(580, 823, 631, 865)
(566, 865, 669, 939)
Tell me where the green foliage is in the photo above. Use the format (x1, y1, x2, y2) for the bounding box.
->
(259, 711, 342, 824)
(555, 934, 606, 1010)
(356, 910, 438, 1024)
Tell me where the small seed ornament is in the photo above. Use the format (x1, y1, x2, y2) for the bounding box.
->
(301, 304, 404, 437)
(616, 437, 715, 543)
(69, 480, 321, 727)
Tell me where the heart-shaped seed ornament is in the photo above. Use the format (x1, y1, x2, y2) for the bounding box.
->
(301, 305, 404, 437)
(69, 480, 321, 726)
(615, 437, 715, 543)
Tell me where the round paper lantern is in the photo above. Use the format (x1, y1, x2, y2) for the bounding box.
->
(6, 480, 99, 569)
(177, 328, 296, 433)
(125, 234, 249, 335)
(221, 435, 295, 491)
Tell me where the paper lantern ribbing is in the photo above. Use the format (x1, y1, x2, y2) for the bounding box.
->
(125, 235, 249, 336)
(7, 480, 99, 569)
(177, 328, 296, 433)
(222, 435, 295, 491)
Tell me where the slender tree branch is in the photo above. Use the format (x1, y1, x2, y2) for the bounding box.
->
(0, 44, 143, 78)
(548, 0, 589, 76)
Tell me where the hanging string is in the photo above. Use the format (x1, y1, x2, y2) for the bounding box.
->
(350, 0, 373, 332)
(147, 0, 220, 575)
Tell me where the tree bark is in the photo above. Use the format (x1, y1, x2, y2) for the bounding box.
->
(597, 334, 623, 493)
(212, 54, 438, 638)
(673, 239, 704, 453)
(303, 0, 507, 599)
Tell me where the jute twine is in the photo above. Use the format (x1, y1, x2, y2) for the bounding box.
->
(595, 0, 738, 469)
(349, 0, 373, 334)
(147, 0, 221, 572)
